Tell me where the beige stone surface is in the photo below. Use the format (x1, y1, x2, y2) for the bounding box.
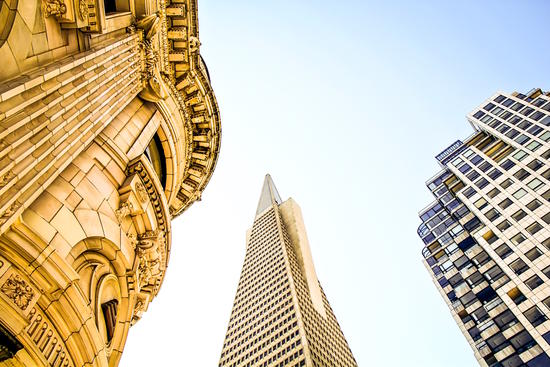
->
(0, 1, 221, 366)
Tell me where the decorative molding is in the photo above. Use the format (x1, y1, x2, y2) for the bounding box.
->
(26, 308, 75, 367)
(1, 274, 34, 311)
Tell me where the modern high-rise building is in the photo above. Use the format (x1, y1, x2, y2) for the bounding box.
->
(418, 88, 550, 367)
(219, 175, 357, 367)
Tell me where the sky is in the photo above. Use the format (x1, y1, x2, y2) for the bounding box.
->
(121, 1, 550, 366)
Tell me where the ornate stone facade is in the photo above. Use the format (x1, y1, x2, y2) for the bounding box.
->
(0, 0, 220, 365)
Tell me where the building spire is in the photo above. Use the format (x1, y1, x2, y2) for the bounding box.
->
(256, 174, 282, 215)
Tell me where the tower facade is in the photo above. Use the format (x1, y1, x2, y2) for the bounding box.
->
(418, 89, 550, 367)
(219, 175, 357, 367)
(0, 0, 220, 366)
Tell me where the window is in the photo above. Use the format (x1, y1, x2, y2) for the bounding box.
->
(524, 306, 547, 327)
(463, 187, 476, 198)
(495, 244, 513, 259)
(500, 179, 514, 189)
(509, 259, 528, 275)
(542, 238, 550, 251)
(513, 168, 530, 181)
(542, 169, 550, 180)
(512, 150, 528, 161)
(540, 131, 550, 142)
(475, 178, 489, 189)
(496, 220, 511, 231)
(466, 170, 480, 181)
(526, 275, 544, 290)
(500, 159, 515, 171)
(543, 266, 550, 279)
(512, 188, 527, 199)
(483, 230, 498, 244)
(511, 209, 527, 222)
(485, 208, 500, 221)
(101, 299, 119, 342)
(526, 140, 542, 151)
(484, 103, 496, 111)
(474, 198, 488, 210)
(103, 0, 130, 14)
(498, 198, 513, 209)
(510, 233, 526, 245)
(488, 169, 502, 180)
(515, 134, 530, 145)
(471, 154, 483, 165)
(528, 159, 544, 171)
(541, 212, 550, 225)
(542, 149, 550, 160)
(479, 161, 492, 172)
(459, 163, 472, 174)
(508, 287, 526, 305)
(525, 247, 543, 261)
(526, 222, 543, 235)
(487, 188, 501, 198)
(526, 199, 542, 211)
(144, 134, 167, 189)
(527, 178, 544, 191)
(528, 125, 543, 135)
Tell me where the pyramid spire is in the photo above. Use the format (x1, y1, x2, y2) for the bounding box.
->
(256, 174, 282, 215)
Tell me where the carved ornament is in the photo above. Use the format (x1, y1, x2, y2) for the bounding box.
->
(43, 0, 67, 17)
(1, 274, 34, 311)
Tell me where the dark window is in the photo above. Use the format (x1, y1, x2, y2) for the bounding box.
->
(473, 111, 485, 119)
(101, 299, 119, 342)
(496, 220, 511, 231)
(475, 178, 489, 189)
(525, 275, 544, 290)
(528, 159, 543, 171)
(527, 199, 542, 211)
(479, 161, 492, 172)
(509, 259, 528, 275)
(498, 198, 513, 209)
(500, 159, 515, 171)
(513, 168, 530, 181)
(484, 103, 496, 111)
(524, 306, 547, 327)
(500, 178, 514, 189)
(511, 209, 527, 222)
(495, 244, 513, 259)
(144, 134, 167, 189)
(485, 208, 500, 221)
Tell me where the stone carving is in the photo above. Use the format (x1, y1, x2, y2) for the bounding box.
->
(115, 201, 133, 223)
(189, 36, 200, 54)
(136, 230, 165, 289)
(135, 181, 148, 203)
(78, 0, 88, 20)
(1, 274, 34, 311)
(0, 170, 14, 188)
(0, 200, 20, 226)
(43, 0, 67, 17)
(136, 13, 169, 102)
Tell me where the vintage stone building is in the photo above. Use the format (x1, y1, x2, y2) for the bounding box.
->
(0, 0, 220, 365)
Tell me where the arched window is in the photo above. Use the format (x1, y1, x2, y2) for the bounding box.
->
(144, 134, 166, 189)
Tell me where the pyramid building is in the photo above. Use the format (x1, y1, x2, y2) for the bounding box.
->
(218, 175, 357, 367)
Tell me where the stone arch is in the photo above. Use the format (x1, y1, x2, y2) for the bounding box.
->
(69, 237, 134, 365)
(0, 0, 17, 48)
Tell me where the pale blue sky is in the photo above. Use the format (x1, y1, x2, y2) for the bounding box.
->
(122, 1, 550, 366)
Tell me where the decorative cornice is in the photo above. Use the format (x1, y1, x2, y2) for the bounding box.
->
(154, 0, 221, 217)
